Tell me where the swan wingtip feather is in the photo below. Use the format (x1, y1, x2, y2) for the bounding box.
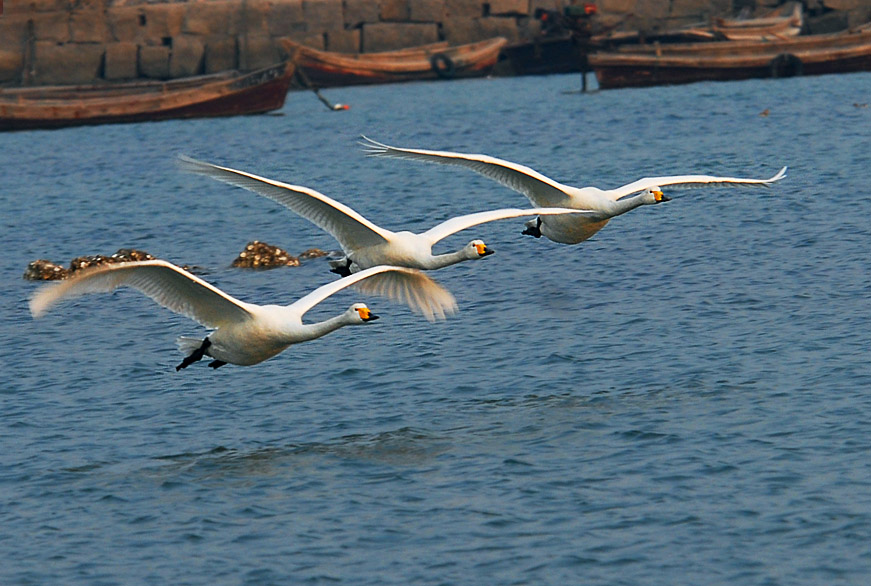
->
(29, 292, 48, 319)
(358, 135, 390, 156)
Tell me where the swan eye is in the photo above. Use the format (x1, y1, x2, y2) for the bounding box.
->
(356, 307, 371, 320)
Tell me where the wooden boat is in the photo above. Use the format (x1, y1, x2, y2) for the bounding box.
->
(592, 2, 804, 47)
(281, 37, 508, 87)
(710, 2, 804, 41)
(0, 61, 296, 131)
(589, 26, 871, 90)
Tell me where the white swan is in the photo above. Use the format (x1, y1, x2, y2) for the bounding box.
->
(29, 260, 456, 369)
(178, 155, 593, 276)
(361, 136, 787, 244)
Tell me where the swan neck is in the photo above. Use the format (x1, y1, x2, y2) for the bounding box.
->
(297, 313, 353, 341)
(612, 194, 649, 215)
(424, 248, 468, 270)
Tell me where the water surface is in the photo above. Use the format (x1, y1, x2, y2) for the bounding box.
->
(2, 72, 870, 584)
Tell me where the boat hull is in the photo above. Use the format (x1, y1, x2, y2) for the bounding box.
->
(499, 35, 586, 76)
(284, 38, 508, 88)
(0, 62, 296, 131)
(590, 28, 871, 89)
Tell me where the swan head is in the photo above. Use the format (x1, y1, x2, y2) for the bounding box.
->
(644, 187, 671, 204)
(468, 239, 494, 259)
(350, 303, 379, 324)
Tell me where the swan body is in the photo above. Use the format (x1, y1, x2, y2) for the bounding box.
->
(361, 136, 787, 244)
(178, 155, 594, 270)
(29, 260, 456, 369)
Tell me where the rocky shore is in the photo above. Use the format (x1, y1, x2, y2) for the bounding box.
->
(2, 1, 870, 86)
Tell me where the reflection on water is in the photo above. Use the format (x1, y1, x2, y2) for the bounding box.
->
(153, 426, 452, 479)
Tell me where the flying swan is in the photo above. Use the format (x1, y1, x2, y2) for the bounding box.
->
(360, 136, 787, 244)
(29, 260, 456, 370)
(178, 155, 593, 277)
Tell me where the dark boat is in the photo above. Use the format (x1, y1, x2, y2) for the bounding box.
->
(498, 34, 587, 76)
(589, 25, 871, 90)
(281, 37, 507, 87)
(0, 61, 296, 131)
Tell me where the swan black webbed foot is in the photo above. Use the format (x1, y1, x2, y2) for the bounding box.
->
(208, 360, 227, 369)
(176, 337, 211, 371)
(521, 217, 543, 238)
(329, 258, 353, 277)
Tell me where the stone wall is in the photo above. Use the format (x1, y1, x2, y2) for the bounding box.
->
(2, 0, 871, 85)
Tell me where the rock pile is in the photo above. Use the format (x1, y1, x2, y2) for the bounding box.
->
(24, 248, 156, 281)
(25, 243, 330, 280)
(298, 248, 329, 260)
(23, 259, 69, 281)
(231, 240, 301, 269)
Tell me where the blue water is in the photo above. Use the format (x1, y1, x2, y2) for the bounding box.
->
(2, 72, 871, 585)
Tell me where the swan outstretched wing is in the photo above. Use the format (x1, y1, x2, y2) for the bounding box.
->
(420, 207, 597, 245)
(178, 156, 391, 251)
(291, 265, 457, 322)
(610, 167, 787, 200)
(29, 260, 255, 328)
(350, 270, 458, 322)
(361, 136, 575, 208)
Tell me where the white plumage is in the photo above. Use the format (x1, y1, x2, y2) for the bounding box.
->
(178, 155, 593, 272)
(29, 260, 456, 369)
(361, 136, 787, 244)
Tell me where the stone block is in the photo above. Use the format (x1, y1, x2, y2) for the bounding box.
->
(268, 0, 308, 37)
(529, 0, 557, 13)
(442, 16, 478, 44)
(73, 0, 106, 11)
(32, 10, 70, 43)
(326, 28, 360, 53)
(169, 35, 204, 78)
(204, 36, 238, 73)
(139, 4, 185, 44)
(344, 0, 381, 27)
(488, 0, 527, 16)
(380, 0, 410, 21)
(9, 0, 69, 13)
(184, 1, 243, 36)
(0, 50, 24, 83)
(290, 33, 326, 50)
(444, 13, 524, 44)
(139, 44, 171, 78)
(243, 0, 274, 33)
(70, 10, 108, 43)
(0, 14, 30, 51)
(31, 41, 104, 84)
(823, 0, 866, 9)
(362, 22, 440, 52)
(303, 0, 344, 30)
(410, 0, 446, 22)
(475, 16, 521, 42)
(107, 7, 144, 43)
(633, 0, 670, 20)
(238, 34, 281, 70)
(104, 41, 138, 80)
(670, 0, 720, 19)
(446, 0, 483, 19)
(598, 0, 635, 13)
